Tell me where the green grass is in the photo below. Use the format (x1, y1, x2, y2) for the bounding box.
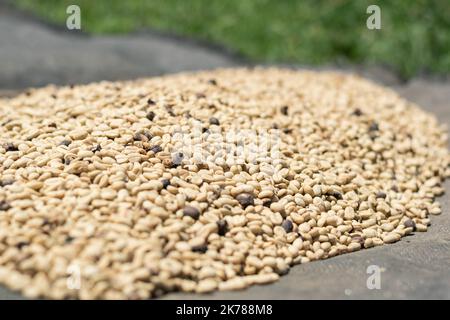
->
(14, 0, 450, 78)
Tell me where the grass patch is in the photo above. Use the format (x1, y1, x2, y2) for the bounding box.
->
(14, 0, 450, 78)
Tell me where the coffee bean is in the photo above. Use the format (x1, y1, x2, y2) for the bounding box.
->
(236, 193, 254, 208)
(16, 242, 29, 249)
(376, 191, 387, 199)
(281, 105, 289, 116)
(0, 179, 14, 187)
(146, 111, 156, 121)
(208, 79, 217, 85)
(59, 140, 72, 147)
(369, 122, 379, 132)
(161, 179, 170, 189)
(329, 191, 343, 200)
(217, 220, 228, 236)
(0, 201, 11, 211)
(352, 235, 365, 246)
(147, 98, 156, 105)
(281, 219, 293, 233)
(172, 152, 184, 166)
(183, 206, 200, 220)
(209, 117, 220, 125)
(150, 145, 162, 153)
(404, 219, 416, 230)
(4, 143, 18, 152)
(91, 144, 102, 153)
(192, 244, 208, 253)
(352, 108, 363, 116)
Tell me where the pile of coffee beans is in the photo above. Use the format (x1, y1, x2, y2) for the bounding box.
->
(0, 68, 448, 299)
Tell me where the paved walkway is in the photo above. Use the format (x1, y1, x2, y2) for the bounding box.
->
(1, 3, 449, 299)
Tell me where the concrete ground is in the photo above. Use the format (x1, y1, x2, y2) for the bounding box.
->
(0, 3, 449, 300)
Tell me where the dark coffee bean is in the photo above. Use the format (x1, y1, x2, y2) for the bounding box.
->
(0, 179, 14, 187)
(236, 193, 254, 208)
(91, 144, 102, 153)
(48, 122, 57, 128)
(0, 201, 11, 211)
(280, 105, 289, 116)
(16, 241, 29, 249)
(192, 244, 208, 253)
(147, 98, 156, 105)
(150, 145, 162, 153)
(208, 79, 217, 85)
(172, 152, 184, 166)
(217, 219, 228, 236)
(283, 128, 293, 134)
(146, 111, 156, 121)
(376, 191, 387, 199)
(183, 206, 200, 220)
(133, 132, 143, 141)
(59, 140, 71, 147)
(404, 219, 416, 230)
(369, 122, 379, 132)
(281, 219, 293, 233)
(330, 191, 343, 200)
(4, 143, 18, 152)
(352, 235, 365, 246)
(263, 199, 272, 207)
(65, 236, 75, 243)
(352, 108, 363, 116)
(134, 130, 153, 141)
(161, 179, 170, 189)
(166, 108, 175, 117)
(209, 117, 220, 125)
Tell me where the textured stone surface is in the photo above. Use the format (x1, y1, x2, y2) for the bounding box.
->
(0, 3, 449, 300)
(0, 2, 239, 90)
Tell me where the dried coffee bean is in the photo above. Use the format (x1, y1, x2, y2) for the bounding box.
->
(280, 105, 289, 116)
(0, 179, 14, 187)
(192, 244, 208, 253)
(183, 206, 200, 220)
(217, 220, 228, 236)
(209, 117, 220, 125)
(0, 201, 11, 211)
(91, 144, 102, 152)
(161, 179, 170, 189)
(4, 143, 18, 152)
(59, 140, 71, 147)
(281, 219, 293, 233)
(404, 219, 416, 230)
(376, 191, 387, 199)
(150, 145, 162, 153)
(146, 111, 156, 121)
(236, 193, 254, 208)
(369, 122, 379, 132)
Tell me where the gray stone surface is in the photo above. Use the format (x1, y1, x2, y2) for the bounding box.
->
(0, 3, 449, 300)
(0, 3, 239, 90)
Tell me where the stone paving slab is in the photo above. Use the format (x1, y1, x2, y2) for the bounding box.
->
(0, 3, 449, 300)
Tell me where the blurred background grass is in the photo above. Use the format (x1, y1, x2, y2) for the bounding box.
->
(14, 0, 450, 79)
